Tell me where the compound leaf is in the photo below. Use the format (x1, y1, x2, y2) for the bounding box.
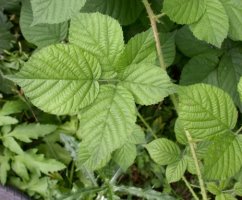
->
(10, 44, 101, 115)
(0, 155, 10, 185)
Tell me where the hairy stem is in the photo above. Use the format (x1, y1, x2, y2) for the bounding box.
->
(182, 176, 199, 200)
(185, 130, 208, 200)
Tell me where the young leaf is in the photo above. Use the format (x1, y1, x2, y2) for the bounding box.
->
(178, 84, 237, 140)
(10, 44, 101, 115)
(166, 157, 187, 183)
(204, 134, 242, 180)
(9, 123, 57, 143)
(20, 0, 68, 48)
(77, 85, 136, 170)
(30, 0, 86, 25)
(12, 159, 29, 181)
(0, 116, 18, 126)
(69, 12, 124, 74)
(118, 63, 175, 105)
(220, 0, 242, 41)
(146, 138, 181, 165)
(163, 0, 206, 24)
(81, 0, 143, 25)
(2, 136, 23, 154)
(0, 155, 10, 184)
(189, 0, 229, 47)
(0, 100, 27, 116)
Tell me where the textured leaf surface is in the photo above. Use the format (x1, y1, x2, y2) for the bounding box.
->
(9, 124, 56, 143)
(0, 100, 27, 116)
(119, 63, 175, 105)
(166, 158, 187, 183)
(77, 85, 136, 170)
(31, 0, 86, 24)
(180, 53, 219, 86)
(2, 136, 23, 154)
(189, 0, 229, 47)
(215, 194, 237, 200)
(81, 0, 143, 25)
(146, 138, 181, 165)
(69, 13, 124, 74)
(0, 116, 18, 126)
(20, 0, 68, 48)
(11, 44, 101, 115)
(238, 77, 242, 102)
(218, 48, 242, 110)
(178, 84, 237, 140)
(163, 0, 206, 24)
(220, 0, 242, 41)
(204, 134, 242, 180)
(0, 12, 13, 52)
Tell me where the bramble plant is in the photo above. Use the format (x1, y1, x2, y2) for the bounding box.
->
(1, 0, 242, 199)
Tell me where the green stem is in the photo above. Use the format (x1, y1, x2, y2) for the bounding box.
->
(137, 111, 158, 139)
(110, 168, 122, 184)
(235, 125, 242, 135)
(185, 130, 208, 200)
(182, 176, 199, 200)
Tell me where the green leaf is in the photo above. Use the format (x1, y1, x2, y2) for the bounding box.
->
(14, 149, 66, 176)
(0, 155, 10, 184)
(180, 53, 220, 86)
(116, 29, 156, 70)
(31, 0, 86, 25)
(218, 48, 242, 111)
(81, 0, 143, 25)
(20, 0, 68, 48)
(9, 123, 56, 143)
(0, 116, 18, 126)
(238, 77, 242, 102)
(10, 44, 101, 115)
(234, 182, 242, 196)
(220, 0, 242, 41)
(215, 194, 237, 200)
(204, 134, 242, 180)
(119, 63, 175, 105)
(175, 26, 219, 57)
(207, 182, 221, 195)
(113, 143, 136, 171)
(69, 13, 124, 75)
(0, 100, 27, 116)
(166, 157, 187, 183)
(178, 84, 238, 140)
(77, 85, 136, 170)
(12, 158, 29, 180)
(146, 138, 181, 165)
(2, 136, 23, 154)
(129, 125, 146, 145)
(163, 0, 206, 24)
(189, 0, 229, 47)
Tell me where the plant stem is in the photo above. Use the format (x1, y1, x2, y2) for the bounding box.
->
(110, 168, 122, 184)
(185, 130, 208, 200)
(182, 176, 199, 200)
(235, 125, 242, 135)
(142, 0, 166, 70)
(137, 111, 158, 139)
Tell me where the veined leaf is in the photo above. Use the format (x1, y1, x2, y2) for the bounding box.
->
(77, 85, 136, 170)
(0, 100, 27, 116)
(189, 0, 229, 47)
(31, 0, 86, 25)
(220, 0, 242, 41)
(20, 0, 68, 48)
(215, 194, 237, 200)
(119, 63, 175, 105)
(129, 125, 146, 145)
(81, 0, 143, 25)
(146, 138, 181, 165)
(9, 123, 57, 143)
(163, 0, 206, 24)
(238, 77, 242, 102)
(10, 44, 101, 115)
(178, 84, 237, 140)
(69, 12, 124, 75)
(204, 134, 242, 180)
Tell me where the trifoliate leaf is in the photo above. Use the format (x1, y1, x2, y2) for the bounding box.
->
(218, 48, 242, 111)
(178, 84, 237, 140)
(146, 138, 181, 165)
(113, 143, 136, 171)
(220, 0, 242, 41)
(77, 85, 136, 170)
(14, 149, 66, 176)
(2, 136, 23, 154)
(81, 0, 143, 25)
(175, 26, 219, 57)
(10, 44, 101, 115)
(204, 134, 242, 180)
(20, 0, 68, 48)
(69, 13, 124, 75)
(0, 155, 10, 184)
(166, 157, 187, 183)
(9, 123, 57, 143)
(31, 0, 86, 25)
(189, 0, 229, 47)
(119, 63, 175, 105)
(180, 53, 220, 86)
(0, 116, 18, 126)
(163, 0, 206, 24)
